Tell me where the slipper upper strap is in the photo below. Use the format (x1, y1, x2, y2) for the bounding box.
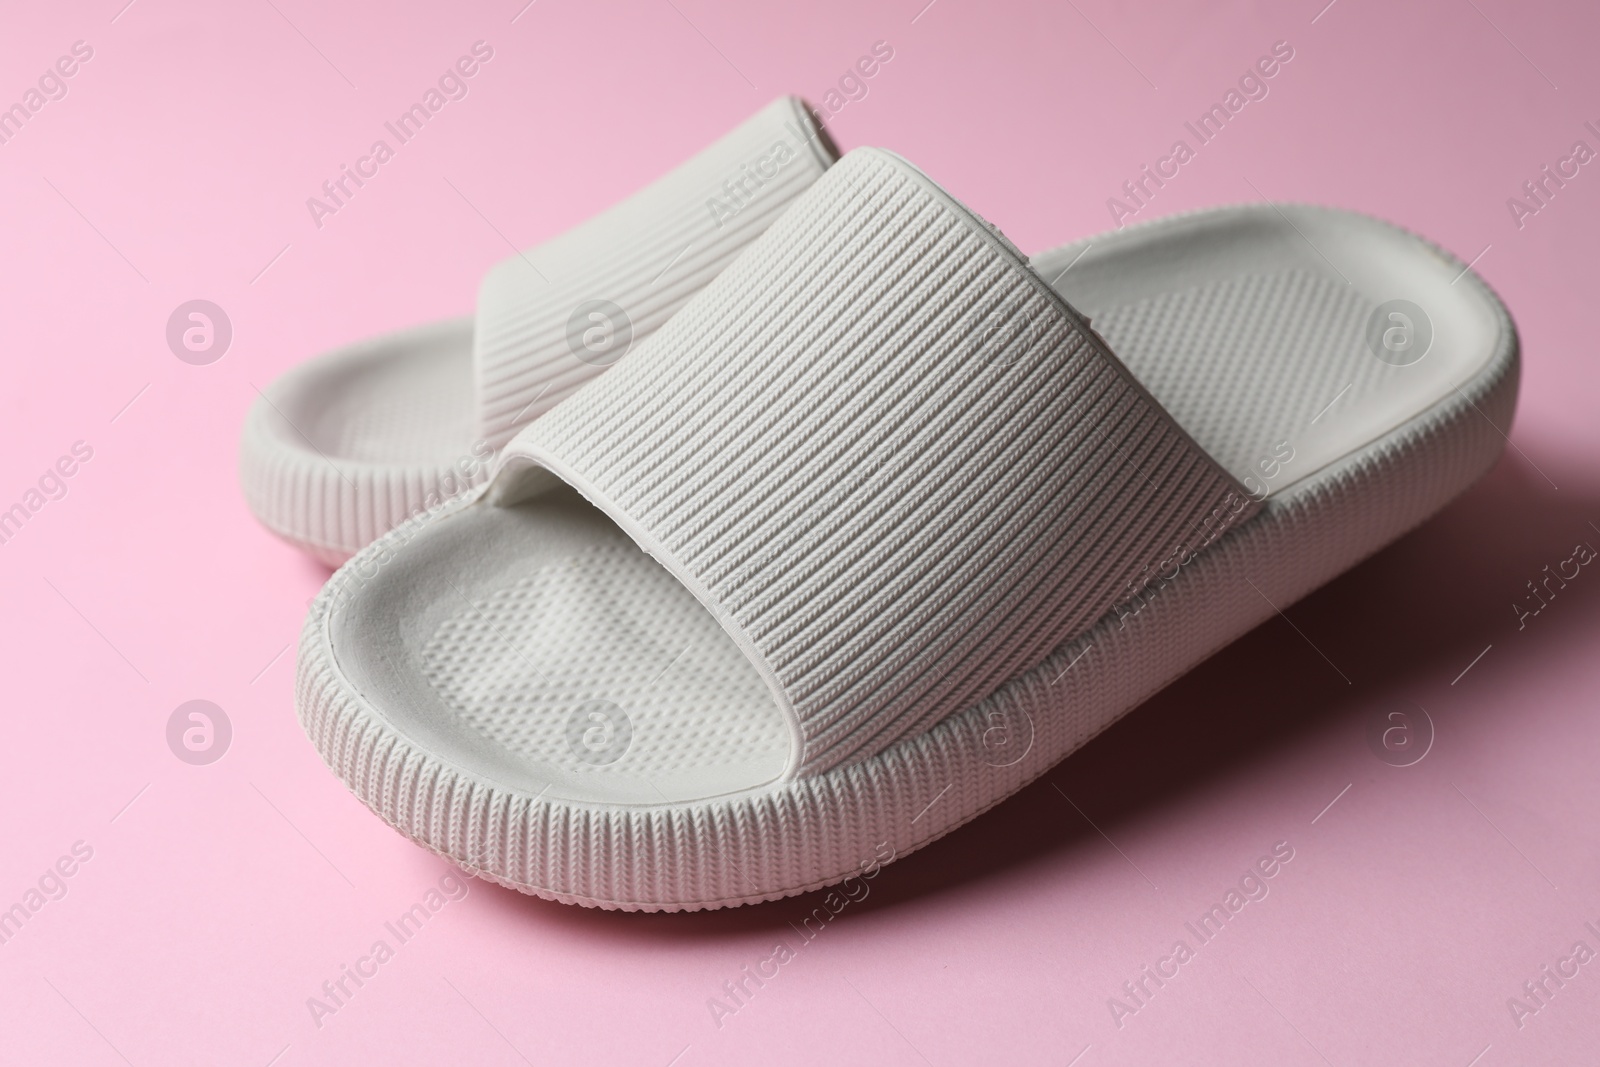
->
(495, 148, 1260, 777)
(473, 96, 834, 450)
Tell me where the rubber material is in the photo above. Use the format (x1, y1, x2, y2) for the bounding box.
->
(296, 149, 1519, 910)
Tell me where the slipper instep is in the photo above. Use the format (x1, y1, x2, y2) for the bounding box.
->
(299, 148, 1517, 911)
(240, 97, 836, 564)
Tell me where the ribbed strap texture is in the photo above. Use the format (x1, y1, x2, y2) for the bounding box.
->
(474, 97, 834, 448)
(502, 148, 1260, 775)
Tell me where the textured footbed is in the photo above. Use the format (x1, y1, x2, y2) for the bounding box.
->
(301, 201, 1516, 910)
(258, 319, 478, 463)
(1033, 204, 1498, 493)
(238, 318, 490, 566)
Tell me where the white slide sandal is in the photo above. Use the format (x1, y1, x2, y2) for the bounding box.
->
(239, 97, 836, 565)
(296, 147, 1517, 911)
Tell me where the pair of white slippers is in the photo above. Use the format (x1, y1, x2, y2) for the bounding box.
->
(242, 98, 1518, 912)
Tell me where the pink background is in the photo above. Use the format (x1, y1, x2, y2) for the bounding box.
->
(1, 0, 1597, 1063)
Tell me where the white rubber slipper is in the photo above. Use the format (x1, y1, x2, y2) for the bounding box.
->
(297, 148, 1518, 911)
(240, 97, 836, 565)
